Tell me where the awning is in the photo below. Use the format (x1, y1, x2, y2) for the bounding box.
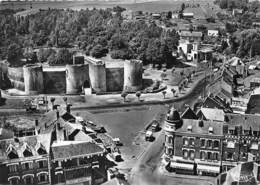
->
(170, 162, 194, 170)
(197, 164, 220, 173)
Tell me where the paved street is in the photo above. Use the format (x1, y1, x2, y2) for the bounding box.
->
(128, 79, 213, 185)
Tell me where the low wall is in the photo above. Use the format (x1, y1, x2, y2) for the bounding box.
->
(106, 67, 124, 92)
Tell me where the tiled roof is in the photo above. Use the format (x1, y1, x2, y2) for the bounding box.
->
(225, 113, 260, 131)
(0, 133, 51, 162)
(246, 94, 260, 114)
(176, 119, 224, 136)
(51, 141, 104, 160)
(180, 31, 203, 37)
(202, 97, 225, 110)
(199, 108, 225, 122)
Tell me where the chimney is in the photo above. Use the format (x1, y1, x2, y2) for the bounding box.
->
(66, 104, 71, 113)
(63, 129, 67, 141)
(35, 120, 38, 127)
(56, 111, 59, 120)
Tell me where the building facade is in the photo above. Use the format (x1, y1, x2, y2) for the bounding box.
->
(164, 107, 225, 176)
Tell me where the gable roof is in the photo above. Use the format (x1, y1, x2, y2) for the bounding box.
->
(202, 96, 224, 109)
(0, 133, 51, 163)
(199, 108, 225, 122)
(246, 94, 260, 114)
(51, 140, 104, 160)
(181, 107, 198, 120)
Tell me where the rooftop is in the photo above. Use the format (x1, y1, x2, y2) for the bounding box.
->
(199, 107, 225, 122)
(0, 133, 51, 163)
(176, 119, 225, 136)
(51, 140, 104, 160)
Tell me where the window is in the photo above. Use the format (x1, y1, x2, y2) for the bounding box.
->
(22, 162, 33, 170)
(213, 140, 219, 148)
(8, 164, 18, 173)
(189, 138, 195, 146)
(183, 150, 188, 159)
(23, 175, 33, 185)
(37, 173, 48, 183)
(183, 138, 189, 146)
(9, 177, 19, 185)
(190, 150, 195, 160)
(200, 151, 206, 160)
(229, 130, 234, 135)
(38, 160, 48, 168)
(200, 139, 205, 147)
(253, 131, 258, 137)
(227, 152, 233, 160)
(207, 140, 212, 148)
(168, 136, 173, 144)
(207, 152, 212, 160)
(213, 153, 219, 160)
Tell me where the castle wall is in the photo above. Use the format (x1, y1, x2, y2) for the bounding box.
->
(106, 67, 124, 92)
(43, 71, 66, 94)
(7, 66, 25, 91)
(23, 64, 44, 95)
(66, 64, 89, 94)
(124, 60, 143, 92)
(87, 58, 106, 93)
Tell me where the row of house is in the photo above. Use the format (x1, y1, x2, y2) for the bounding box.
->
(163, 105, 260, 179)
(0, 104, 115, 185)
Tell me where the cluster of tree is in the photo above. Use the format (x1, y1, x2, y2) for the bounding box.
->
(214, 0, 248, 10)
(224, 29, 260, 58)
(0, 7, 179, 67)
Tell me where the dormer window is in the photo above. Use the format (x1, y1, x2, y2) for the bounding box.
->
(23, 144, 33, 157)
(187, 125, 192, 132)
(6, 144, 18, 159)
(36, 143, 47, 155)
(209, 127, 213, 134)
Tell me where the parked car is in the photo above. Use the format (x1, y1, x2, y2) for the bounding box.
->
(151, 121, 160, 132)
(113, 138, 123, 146)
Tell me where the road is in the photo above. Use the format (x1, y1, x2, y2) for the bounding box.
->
(129, 80, 212, 185)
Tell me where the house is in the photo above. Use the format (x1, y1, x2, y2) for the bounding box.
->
(208, 30, 219, 37)
(222, 113, 260, 171)
(228, 57, 248, 78)
(36, 105, 112, 185)
(179, 31, 203, 42)
(182, 12, 194, 19)
(0, 133, 52, 185)
(51, 140, 106, 185)
(230, 97, 248, 114)
(164, 107, 225, 176)
(232, 9, 243, 16)
(152, 13, 161, 19)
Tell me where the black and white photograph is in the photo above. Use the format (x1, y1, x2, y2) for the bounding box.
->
(0, 0, 259, 185)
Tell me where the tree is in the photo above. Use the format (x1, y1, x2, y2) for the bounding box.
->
(171, 88, 176, 97)
(90, 44, 108, 58)
(63, 96, 68, 105)
(136, 91, 141, 101)
(50, 97, 55, 109)
(121, 92, 128, 102)
(162, 91, 166, 99)
(7, 43, 23, 66)
(49, 48, 73, 65)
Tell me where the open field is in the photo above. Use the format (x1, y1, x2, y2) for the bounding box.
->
(1, 0, 215, 12)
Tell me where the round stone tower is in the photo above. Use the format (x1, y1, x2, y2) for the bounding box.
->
(23, 64, 44, 95)
(123, 59, 143, 92)
(66, 64, 89, 94)
(164, 107, 182, 158)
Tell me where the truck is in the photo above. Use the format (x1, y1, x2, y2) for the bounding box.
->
(145, 130, 154, 141)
